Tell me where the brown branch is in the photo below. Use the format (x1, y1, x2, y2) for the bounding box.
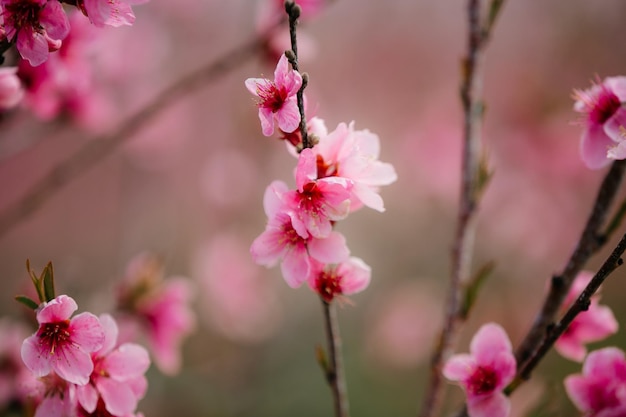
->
(0, 34, 268, 239)
(507, 230, 626, 393)
(514, 160, 626, 366)
(418, 1, 507, 416)
(321, 300, 350, 417)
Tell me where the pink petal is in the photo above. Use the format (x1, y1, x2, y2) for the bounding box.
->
(350, 182, 385, 212)
(273, 54, 289, 87)
(250, 228, 286, 266)
(280, 244, 310, 288)
(442, 353, 475, 381)
(263, 180, 289, 218)
(583, 347, 626, 377)
(69, 312, 105, 352)
(337, 257, 371, 295)
(564, 374, 594, 412)
(35, 396, 66, 417)
(605, 76, 626, 102)
(307, 231, 350, 264)
(76, 383, 99, 413)
(604, 109, 626, 143)
(21, 335, 52, 377)
(103, 344, 150, 380)
(95, 314, 119, 357)
(37, 295, 77, 324)
(555, 334, 587, 362)
(296, 148, 317, 191)
(105, 1, 135, 27)
(468, 392, 510, 417)
(52, 344, 94, 385)
(259, 106, 275, 136)
(276, 99, 301, 134)
(580, 124, 614, 169)
(39, 0, 70, 41)
(470, 323, 512, 367)
(608, 141, 626, 160)
(97, 377, 138, 416)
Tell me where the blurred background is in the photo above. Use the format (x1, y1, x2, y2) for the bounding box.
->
(1, 0, 626, 416)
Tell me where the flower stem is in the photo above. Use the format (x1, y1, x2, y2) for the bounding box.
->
(321, 299, 350, 417)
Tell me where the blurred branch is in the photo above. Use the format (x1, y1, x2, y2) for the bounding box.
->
(418, 1, 506, 417)
(0, 32, 270, 239)
(514, 160, 626, 367)
(321, 300, 350, 417)
(507, 230, 626, 393)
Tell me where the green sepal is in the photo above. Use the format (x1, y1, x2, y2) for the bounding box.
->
(461, 261, 495, 319)
(315, 344, 330, 376)
(42, 262, 56, 302)
(26, 259, 45, 304)
(15, 295, 39, 310)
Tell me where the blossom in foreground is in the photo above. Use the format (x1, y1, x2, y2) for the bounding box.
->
(555, 271, 618, 362)
(308, 257, 371, 303)
(0, 67, 24, 109)
(76, 314, 149, 417)
(564, 347, 626, 417)
(245, 53, 302, 136)
(117, 253, 195, 375)
(312, 121, 398, 212)
(250, 180, 350, 287)
(573, 76, 626, 169)
(443, 323, 516, 417)
(21, 295, 105, 386)
(0, 0, 70, 66)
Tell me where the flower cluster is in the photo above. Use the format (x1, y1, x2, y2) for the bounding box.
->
(0, 0, 149, 66)
(20, 295, 150, 417)
(247, 52, 397, 302)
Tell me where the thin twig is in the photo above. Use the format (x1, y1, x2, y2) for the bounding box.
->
(0, 34, 268, 239)
(514, 160, 626, 366)
(418, 1, 506, 416)
(321, 300, 349, 417)
(507, 231, 626, 393)
(285, 1, 309, 149)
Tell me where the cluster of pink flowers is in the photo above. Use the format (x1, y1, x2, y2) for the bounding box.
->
(247, 52, 396, 301)
(20, 295, 150, 417)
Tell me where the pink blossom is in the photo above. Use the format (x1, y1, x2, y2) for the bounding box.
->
(77, 0, 149, 28)
(32, 373, 77, 417)
(21, 295, 105, 386)
(0, 319, 31, 409)
(564, 347, 626, 417)
(556, 271, 618, 362)
(117, 253, 195, 375)
(245, 53, 302, 136)
(285, 148, 351, 239)
(443, 323, 516, 417)
(312, 121, 397, 212)
(0, 0, 70, 66)
(0, 67, 23, 109)
(308, 257, 371, 303)
(250, 180, 350, 288)
(76, 314, 149, 417)
(573, 76, 626, 169)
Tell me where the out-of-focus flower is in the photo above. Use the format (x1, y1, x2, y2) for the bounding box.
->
(250, 180, 350, 288)
(0, 67, 24, 109)
(0, 319, 32, 410)
(21, 295, 105, 386)
(573, 76, 626, 169)
(76, 314, 149, 417)
(77, 0, 149, 28)
(443, 323, 516, 417)
(117, 253, 195, 375)
(555, 271, 618, 362)
(193, 234, 282, 343)
(32, 373, 77, 417)
(245, 53, 302, 136)
(308, 257, 370, 303)
(564, 347, 626, 416)
(0, 0, 70, 66)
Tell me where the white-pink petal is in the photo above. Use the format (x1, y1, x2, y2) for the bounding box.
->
(338, 257, 371, 295)
(37, 295, 77, 323)
(97, 377, 138, 416)
(103, 343, 150, 380)
(470, 323, 513, 366)
(468, 392, 510, 417)
(52, 344, 94, 385)
(280, 244, 310, 288)
(442, 354, 475, 381)
(21, 335, 52, 377)
(307, 231, 350, 264)
(76, 383, 99, 413)
(69, 312, 105, 352)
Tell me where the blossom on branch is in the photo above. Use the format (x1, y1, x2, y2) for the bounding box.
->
(0, 0, 70, 66)
(308, 257, 371, 303)
(21, 295, 105, 386)
(245, 53, 302, 136)
(573, 76, 626, 169)
(555, 271, 618, 362)
(443, 323, 516, 417)
(564, 347, 626, 417)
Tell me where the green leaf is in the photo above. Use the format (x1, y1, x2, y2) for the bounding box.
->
(461, 261, 495, 318)
(26, 259, 45, 303)
(42, 262, 56, 302)
(15, 295, 39, 310)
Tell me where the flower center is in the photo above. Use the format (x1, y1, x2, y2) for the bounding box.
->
(3, 0, 43, 34)
(257, 82, 287, 113)
(590, 88, 621, 125)
(315, 269, 342, 302)
(467, 366, 498, 395)
(316, 155, 338, 178)
(38, 320, 71, 354)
